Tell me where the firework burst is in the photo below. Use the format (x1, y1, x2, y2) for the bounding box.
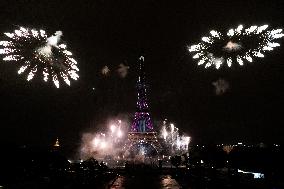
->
(159, 119, 191, 155)
(0, 27, 79, 88)
(101, 65, 110, 76)
(117, 63, 129, 78)
(212, 78, 230, 95)
(188, 25, 284, 69)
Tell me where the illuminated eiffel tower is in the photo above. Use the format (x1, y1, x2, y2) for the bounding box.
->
(128, 56, 161, 156)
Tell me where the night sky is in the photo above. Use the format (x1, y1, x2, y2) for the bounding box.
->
(0, 0, 283, 153)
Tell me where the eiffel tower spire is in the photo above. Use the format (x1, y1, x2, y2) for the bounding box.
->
(131, 56, 153, 132)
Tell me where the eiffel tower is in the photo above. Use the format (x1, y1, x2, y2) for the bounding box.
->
(128, 56, 162, 156)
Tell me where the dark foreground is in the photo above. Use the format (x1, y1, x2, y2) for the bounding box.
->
(1, 166, 282, 189)
(1, 144, 284, 188)
(109, 167, 281, 189)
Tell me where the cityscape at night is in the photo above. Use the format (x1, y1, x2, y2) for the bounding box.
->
(0, 0, 284, 188)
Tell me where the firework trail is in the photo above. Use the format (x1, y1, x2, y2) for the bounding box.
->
(188, 25, 284, 69)
(212, 78, 230, 95)
(0, 27, 79, 88)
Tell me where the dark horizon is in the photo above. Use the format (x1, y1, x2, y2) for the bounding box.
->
(0, 0, 283, 151)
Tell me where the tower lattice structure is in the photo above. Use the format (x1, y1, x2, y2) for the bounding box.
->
(131, 56, 153, 132)
(128, 56, 161, 155)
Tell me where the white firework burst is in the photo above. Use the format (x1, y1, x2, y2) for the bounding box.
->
(188, 25, 284, 69)
(0, 27, 79, 88)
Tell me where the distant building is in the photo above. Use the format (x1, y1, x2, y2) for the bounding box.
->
(52, 137, 61, 151)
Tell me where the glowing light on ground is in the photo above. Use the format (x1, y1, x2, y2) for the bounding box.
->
(160, 119, 191, 155)
(80, 118, 191, 163)
(80, 119, 128, 160)
(238, 169, 264, 179)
